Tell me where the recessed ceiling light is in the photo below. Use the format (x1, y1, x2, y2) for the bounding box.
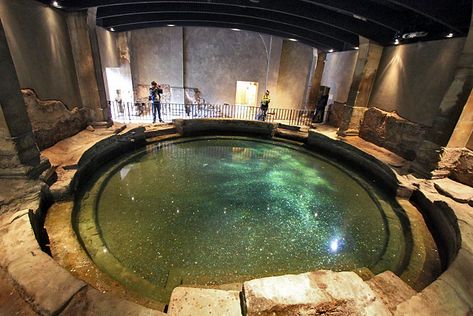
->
(231, 28, 241, 31)
(288, 38, 298, 42)
(446, 33, 454, 38)
(52, 1, 60, 8)
(354, 46, 359, 50)
(402, 31, 428, 39)
(328, 49, 334, 53)
(167, 24, 175, 27)
(394, 39, 400, 45)
(110, 27, 115, 32)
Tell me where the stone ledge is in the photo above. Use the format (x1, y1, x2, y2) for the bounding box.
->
(61, 286, 165, 316)
(243, 270, 391, 316)
(173, 118, 278, 137)
(168, 287, 242, 316)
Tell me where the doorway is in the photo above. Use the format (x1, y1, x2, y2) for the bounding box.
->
(235, 81, 258, 107)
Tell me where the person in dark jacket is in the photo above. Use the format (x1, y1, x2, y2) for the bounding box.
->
(149, 81, 163, 123)
(313, 94, 329, 123)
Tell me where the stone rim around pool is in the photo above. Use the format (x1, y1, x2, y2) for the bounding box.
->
(73, 136, 413, 303)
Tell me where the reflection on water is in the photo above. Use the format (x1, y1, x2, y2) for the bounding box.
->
(76, 137, 409, 302)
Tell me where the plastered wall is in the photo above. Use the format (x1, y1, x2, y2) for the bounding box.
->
(369, 38, 466, 126)
(0, 0, 82, 108)
(320, 51, 358, 104)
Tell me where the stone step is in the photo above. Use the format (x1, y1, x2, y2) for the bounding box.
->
(367, 271, 417, 313)
(145, 124, 177, 138)
(242, 270, 391, 316)
(167, 287, 242, 316)
(146, 133, 181, 144)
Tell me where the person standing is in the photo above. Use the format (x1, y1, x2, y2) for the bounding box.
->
(259, 90, 271, 121)
(149, 81, 164, 123)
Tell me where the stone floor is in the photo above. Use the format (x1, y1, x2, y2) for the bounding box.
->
(0, 121, 472, 315)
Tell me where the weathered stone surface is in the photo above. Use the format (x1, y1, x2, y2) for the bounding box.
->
(61, 286, 164, 316)
(449, 148, 473, 187)
(8, 251, 86, 315)
(327, 102, 345, 127)
(0, 212, 40, 268)
(337, 105, 367, 136)
(367, 271, 416, 312)
(359, 107, 429, 160)
(394, 279, 470, 316)
(434, 177, 473, 203)
(0, 268, 37, 316)
(244, 270, 390, 316)
(22, 88, 87, 150)
(168, 287, 241, 316)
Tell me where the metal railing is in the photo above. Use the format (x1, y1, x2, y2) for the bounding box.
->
(109, 101, 313, 127)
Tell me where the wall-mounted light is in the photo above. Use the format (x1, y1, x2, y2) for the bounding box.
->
(328, 49, 334, 53)
(354, 46, 359, 50)
(446, 33, 454, 38)
(52, 1, 61, 8)
(394, 39, 400, 45)
(167, 24, 176, 27)
(231, 28, 241, 31)
(110, 27, 115, 32)
(288, 38, 298, 42)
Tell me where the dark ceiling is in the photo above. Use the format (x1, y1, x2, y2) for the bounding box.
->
(39, 0, 472, 52)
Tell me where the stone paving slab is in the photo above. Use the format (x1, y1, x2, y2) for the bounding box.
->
(60, 286, 165, 316)
(7, 250, 86, 315)
(168, 287, 242, 316)
(0, 268, 37, 316)
(367, 271, 417, 313)
(243, 270, 390, 316)
(434, 177, 473, 204)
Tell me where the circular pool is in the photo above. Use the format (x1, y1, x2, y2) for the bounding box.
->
(74, 136, 411, 302)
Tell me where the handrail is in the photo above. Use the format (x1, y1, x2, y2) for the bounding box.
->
(108, 101, 313, 127)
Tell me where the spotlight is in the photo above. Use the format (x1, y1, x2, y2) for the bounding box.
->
(52, 1, 60, 8)
(288, 38, 298, 42)
(446, 33, 454, 38)
(394, 39, 400, 45)
(354, 46, 359, 50)
(328, 49, 334, 53)
(110, 27, 115, 32)
(231, 28, 241, 31)
(167, 24, 175, 27)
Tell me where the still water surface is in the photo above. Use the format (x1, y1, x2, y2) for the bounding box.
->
(76, 137, 408, 301)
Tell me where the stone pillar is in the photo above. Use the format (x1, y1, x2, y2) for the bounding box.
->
(448, 89, 473, 148)
(412, 17, 473, 176)
(85, 8, 112, 122)
(0, 19, 40, 170)
(306, 51, 326, 111)
(337, 39, 383, 136)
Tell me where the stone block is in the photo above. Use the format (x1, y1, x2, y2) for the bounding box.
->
(367, 271, 416, 312)
(168, 287, 242, 316)
(434, 178, 473, 203)
(394, 279, 470, 316)
(60, 286, 164, 316)
(243, 270, 390, 316)
(7, 251, 86, 315)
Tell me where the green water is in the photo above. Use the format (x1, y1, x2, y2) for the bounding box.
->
(75, 137, 409, 302)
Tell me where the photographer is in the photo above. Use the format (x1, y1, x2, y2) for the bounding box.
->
(149, 81, 164, 123)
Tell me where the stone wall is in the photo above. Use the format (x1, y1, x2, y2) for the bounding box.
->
(437, 148, 473, 187)
(359, 107, 429, 161)
(327, 102, 345, 127)
(22, 89, 86, 150)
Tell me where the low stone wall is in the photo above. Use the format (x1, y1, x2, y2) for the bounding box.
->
(174, 118, 277, 137)
(22, 89, 87, 150)
(359, 107, 429, 161)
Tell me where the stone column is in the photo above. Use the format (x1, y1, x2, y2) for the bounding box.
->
(0, 19, 40, 171)
(337, 39, 383, 136)
(306, 51, 326, 111)
(412, 18, 473, 176)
